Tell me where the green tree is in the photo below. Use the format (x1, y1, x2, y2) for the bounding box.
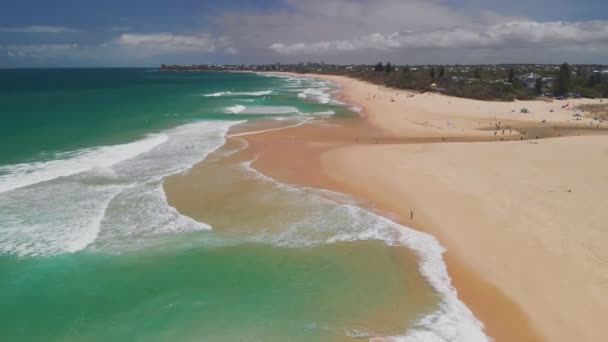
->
(385, 62, 393, 73)
(535, 78, 543, 95)
(556, 62, 571, 95)
(439, 67, 445, 79)
(508, 67, 515, 84)
(374, 62, 384, 72)
(430, 68, 436, 82)
(474, 68, 482, 80)
(587, 71, 601, 87)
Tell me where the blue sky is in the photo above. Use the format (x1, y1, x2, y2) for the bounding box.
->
(1, 0, 607, 67)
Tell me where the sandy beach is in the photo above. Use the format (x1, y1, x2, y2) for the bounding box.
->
(304, 74, 608, 341)
(165, 72, 608, 341)
(239, 73, 608, 341)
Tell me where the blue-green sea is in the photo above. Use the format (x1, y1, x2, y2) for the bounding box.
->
(0, 69, 488, 341)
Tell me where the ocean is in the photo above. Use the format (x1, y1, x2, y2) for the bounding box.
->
(0, 69, 487, 341)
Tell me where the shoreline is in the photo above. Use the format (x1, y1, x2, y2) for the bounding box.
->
(292, 73, 608, 341)
(242, 72, 608, 341)
(164, 72, 608, 341)
(236, 89, 540, 341)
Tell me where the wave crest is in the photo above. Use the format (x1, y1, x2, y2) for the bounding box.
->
(225, 105, 301, 115)
(204, 90, 272, 97)
(0, 134, 168, 194)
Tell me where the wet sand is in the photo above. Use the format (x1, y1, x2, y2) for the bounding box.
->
(239, 118, 544, 342)
(163, 125, 440, 340)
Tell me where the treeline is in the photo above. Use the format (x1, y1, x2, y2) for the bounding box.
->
(558, 63, 608, 99)
(326, 62, 608, 101)
(341, 63, 533, 101)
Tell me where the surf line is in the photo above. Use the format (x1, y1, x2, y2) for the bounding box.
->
(227, 119, 311, 138)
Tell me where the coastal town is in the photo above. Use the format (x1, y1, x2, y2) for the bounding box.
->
(161, 62, 608, 100)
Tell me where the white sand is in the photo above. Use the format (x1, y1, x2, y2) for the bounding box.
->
(311, 74, 608, 342)
(315, 74, 605, 138)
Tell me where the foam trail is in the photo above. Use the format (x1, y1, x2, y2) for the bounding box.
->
(228, 118, 311, 138)
(64, 188, 123, 253)
(225, 105, 301, 115)
(205, 91, 230, 97)
(297, 88, 331, 104)
(0, 134, 168, 194)
(0, 183, 126, 257)
(238, 157, 491, 342)
(204, 90, 272, 97)
(0, 121, 241, 257)
(226, 105, 247, 114)
(310, 110, 336, 116)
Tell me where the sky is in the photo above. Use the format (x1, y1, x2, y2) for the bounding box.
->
(0, 0, 607, 67)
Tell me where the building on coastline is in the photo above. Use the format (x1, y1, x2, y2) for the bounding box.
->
(588, 69, 608, 84)
(517, 72, 542, 89)
(541, 77, 557, 89)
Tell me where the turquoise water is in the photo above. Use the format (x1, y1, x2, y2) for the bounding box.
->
(0, 69, 340, 165)
(0, 69, 487, 341)
(1, 241, 429, 341)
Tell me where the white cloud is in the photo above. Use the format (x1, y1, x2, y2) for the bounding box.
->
(225, 46, 239, 55)
(0, 25, 80, 33)
(212, 0, 472, 49)
(2, 44, 79, 58)
(270, 20, 608, 55)
(110, 26, 131, 31)
(116, 33, 235, 54)
(2, 0, 607, 66)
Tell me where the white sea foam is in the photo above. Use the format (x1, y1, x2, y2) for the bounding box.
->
(350, 105, 363, 113)
(0, 121, 240, 257)
(0, 134, 168, 194)
(225, 105, 301, 115)
(238, 157, 491, 342)
(204, 90, 272, 97)
(0, 183, 125, 257)
(225, 105, 247, 113)
(297, 88, 331, 104)
(310, 110, 336, 116)
(205, 91, 230, 97)
(64, 189, 122, 253)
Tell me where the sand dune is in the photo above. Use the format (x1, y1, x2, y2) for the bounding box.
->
(315, 74, 606, 139)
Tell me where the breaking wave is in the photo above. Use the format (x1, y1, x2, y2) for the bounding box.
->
(0, 121, 241, 257)
(204, 90, 272, 97)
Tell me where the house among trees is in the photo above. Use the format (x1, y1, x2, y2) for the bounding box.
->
(540, 77, 557, 90)
(516, 73, 557, 93)
(517, 73, 542, 89)
(593, 69, 608, 81)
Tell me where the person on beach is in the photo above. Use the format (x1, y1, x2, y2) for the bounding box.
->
(410, 210, 414, 220)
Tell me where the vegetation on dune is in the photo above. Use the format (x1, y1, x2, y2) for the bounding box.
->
(321, 62, 608, 101)
(161, 62, 608, 101)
